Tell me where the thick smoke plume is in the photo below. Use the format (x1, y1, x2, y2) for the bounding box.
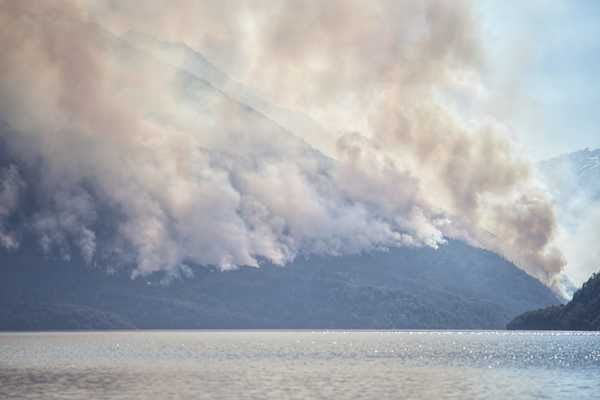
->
(0, 1, 565, 286)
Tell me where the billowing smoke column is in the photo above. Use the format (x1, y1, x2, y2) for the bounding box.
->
(0, 0, 565, 286)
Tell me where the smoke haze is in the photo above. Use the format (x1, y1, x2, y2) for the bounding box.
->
(0, 0, 566, 287)
(536, 149, 600, 287)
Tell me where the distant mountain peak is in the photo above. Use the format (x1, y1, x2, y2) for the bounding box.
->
(537, 147, 600, 202)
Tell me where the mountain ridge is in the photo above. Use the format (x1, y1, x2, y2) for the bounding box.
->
(538, 147, 600, 203)
(0, 240, 559, 330)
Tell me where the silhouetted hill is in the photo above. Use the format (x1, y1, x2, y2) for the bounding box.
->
(0, 241, 559, 330)
(508, 272, 600, 330)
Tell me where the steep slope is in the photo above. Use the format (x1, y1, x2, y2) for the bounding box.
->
(124, 32, 333, 154)
(508, 272, 600, 330)
(0, 241, 559, 330)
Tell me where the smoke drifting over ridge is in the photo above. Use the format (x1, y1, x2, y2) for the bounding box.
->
(0, 1, 565, 286)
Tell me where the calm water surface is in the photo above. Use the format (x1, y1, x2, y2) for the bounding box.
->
(1, 330, 599, 399)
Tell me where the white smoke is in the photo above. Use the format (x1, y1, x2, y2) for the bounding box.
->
(0, 0, 565, 286)
(560, 207, 600, 286)
(536, 150, 600, 288)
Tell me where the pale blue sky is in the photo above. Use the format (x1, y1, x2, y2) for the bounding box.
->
(479, 0, 600, 160)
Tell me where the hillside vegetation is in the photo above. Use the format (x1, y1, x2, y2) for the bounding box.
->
(1, 241, 559, 330)
(508, 272, 600, 330)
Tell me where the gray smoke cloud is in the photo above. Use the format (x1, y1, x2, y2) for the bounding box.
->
(0, 164, 24, 249)
(0, 0, 565, 286)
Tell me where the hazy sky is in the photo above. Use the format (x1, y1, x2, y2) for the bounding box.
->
(480, 0, 600, 161)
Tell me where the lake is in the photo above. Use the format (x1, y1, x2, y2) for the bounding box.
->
(1, 331, 599, 399)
